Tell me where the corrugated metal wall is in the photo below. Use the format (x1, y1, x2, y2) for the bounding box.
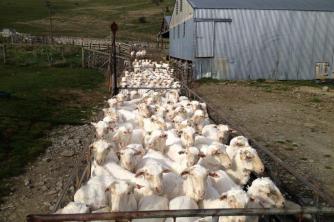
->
(169, 19, 195, 61)
(192, 9, 334, 80)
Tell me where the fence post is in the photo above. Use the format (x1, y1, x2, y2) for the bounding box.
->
(81, 47, 85, 68)
(110, 22, 118, 96)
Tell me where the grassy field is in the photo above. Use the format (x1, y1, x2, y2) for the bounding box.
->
(0, 0, 174, 41)
(0, 45, 107, 199)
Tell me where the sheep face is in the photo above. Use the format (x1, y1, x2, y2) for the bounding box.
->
(145, 130, 167, 153)
(91, 140, 115, 165)
(181, 165, 208, 201)
(207, 144, 232, 169)
(91, 121, 111, 139)
(105, 180, 137, 212)
(248, 178, 285, 208)
(184, 147, 201, 167)
(135, 165, 169, 195)
(118, 146, 145, 172)
(238, 147, 264, 174)
(181, 127, 196, 147)
(219, 189, 249, 222)
(230, 136, 250, 148)
(112, 126, 132, 147)
(138, 103, 152, 118)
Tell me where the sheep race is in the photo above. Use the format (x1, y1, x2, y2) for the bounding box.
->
(56, 58, 286, 222)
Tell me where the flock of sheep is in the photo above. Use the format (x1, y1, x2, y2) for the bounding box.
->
(57, 59, 286, 222)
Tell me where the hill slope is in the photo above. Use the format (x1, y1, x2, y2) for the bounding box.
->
(0, 0, 174, 41)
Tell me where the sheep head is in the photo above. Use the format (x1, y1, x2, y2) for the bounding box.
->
(105, 180, 137, 212)
(247, 177, 285, 208)
(135, 164, 170, 195)
(178, 146, 201, 167)
(90, 140, 116, 165)
(118, 145, 145, 172)
(238, 147, 264, 174)
(206, 143, 232, 169)
(181, 164, 208, 201)
(230, 136, 250, 148)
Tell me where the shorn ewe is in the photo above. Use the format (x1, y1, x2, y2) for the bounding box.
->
(57, 58, 286, 222)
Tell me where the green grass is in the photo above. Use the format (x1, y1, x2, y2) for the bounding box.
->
(0, 45, 107, 200)
(0, 0, 174, 41)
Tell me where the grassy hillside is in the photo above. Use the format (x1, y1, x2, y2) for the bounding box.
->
(0, 0, 174, 41)
(0, 45, 107, 198)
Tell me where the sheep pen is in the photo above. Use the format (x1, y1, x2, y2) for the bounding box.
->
(27, 59, 334, 222)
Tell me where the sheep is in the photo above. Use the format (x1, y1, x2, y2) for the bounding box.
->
(56, 202, 90, 214)
(166, 129, 182, 146)
(200, 188, 249, 222)
(226, 136, 250, 159)
(118, 144, 145, 172)
(90, 140, 119, 165)
(135, 161, 171, 195)
(202, 124, 232, 144)
(226, 147, 264, 185)
(181, 164, 211, 201)
(207, 170, 239, 194)
(132, 195, 169, 222)
(91, 121, 111, 139)
(112, 125, 133, 148)
(165, 146, 202, 173)
(144, 130, 167, 153)
(198, 143, 232, 170)
(166, 196, 200, 222)
(247, 177, 285, 208)
(181, 126, 196, 147)
(74, 175, 115, 210)
(246, 178, 285, 222)
(105, 180, 137, 212)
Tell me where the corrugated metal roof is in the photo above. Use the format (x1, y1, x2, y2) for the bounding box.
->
(187, 0, 334, 12)
(164, 16, 172, 24)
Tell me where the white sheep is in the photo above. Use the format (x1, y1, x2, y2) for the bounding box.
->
(166, 196, 200, 222)
(56, 202, 90, 214)
(118, 144, 145, 172)
(207, 170, 239, 194)
(90, 140, 119, 165)
(226, 147, 264, 185)
(246, 177, 285, 222)
(74, 175, 115, 210)
(105, 180, 137, 212)
(133, 195, 169, 222)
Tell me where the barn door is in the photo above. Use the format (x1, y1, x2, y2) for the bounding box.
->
(196, 21, 214, 58)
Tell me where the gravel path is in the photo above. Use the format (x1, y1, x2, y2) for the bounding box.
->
(0, 124, 95, 222)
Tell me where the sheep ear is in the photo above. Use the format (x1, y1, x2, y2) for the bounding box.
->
(134, 151, 142, 156)
(181, 170, 190, 176)
(116, 151, 121, 159)
(105, 187, 110, 193)
(89, 144, 94, 150)
(135, 171, 145, 177)
(135, 184, 144, 189)
(198, 152, 206, 158)
(91, 122, 97, 127)
(208, 172, 219, 178)
(162, 169, 171, 174)
(220, 193, 228, 200)
(249, 197, 255, 202)
(178, 151, 186, 155)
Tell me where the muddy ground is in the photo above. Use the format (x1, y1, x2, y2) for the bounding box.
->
(194, 81, 334, 200)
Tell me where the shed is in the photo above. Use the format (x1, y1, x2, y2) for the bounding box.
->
(157, 16, 172, 49)
(169, 0, 334, 80)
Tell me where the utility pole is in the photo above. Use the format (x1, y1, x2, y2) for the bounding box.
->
(45, 0, 53, 43)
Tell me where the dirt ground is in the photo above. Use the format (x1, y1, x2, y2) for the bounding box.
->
(0, 124, 95, 222)
(194, 81, 334, 200)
